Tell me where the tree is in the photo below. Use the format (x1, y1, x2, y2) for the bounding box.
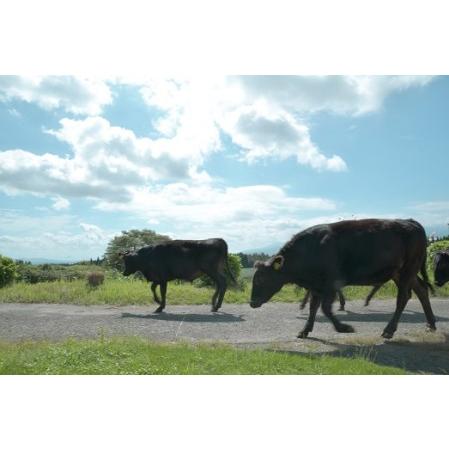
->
(0, 254, 17, 288)
(236, 252, 249, 268)
(104, 229, 171, 270)
(237, 252, 270, 268)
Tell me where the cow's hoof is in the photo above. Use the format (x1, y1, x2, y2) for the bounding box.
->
(211, 307, 219, 312)
(338, 307, 345, 311)
(426, 323, 437, 332)
(382, 330, 394, 339)
(297, 331, 309, 339)
(154, 307, 164, 313)
(364, 302, 369, 307)
(337, 324, 354, 333)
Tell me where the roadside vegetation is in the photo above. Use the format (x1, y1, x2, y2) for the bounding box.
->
(0, 337, 405, 374)
(1, 266, 448, 306)
(0, 236, 447, 306)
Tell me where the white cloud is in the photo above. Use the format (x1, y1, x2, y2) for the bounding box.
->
(134, 76, 346, 171)
(95, 183, 337, 251)
(230, 75, 433, 115)
(410, 201, 449, 213)
(0, 209, 75, 235)
(218, 101, 346, 171)
(408, 201, 449, 228)
(0, 76, 439, 255)
(79, 223, 109, 242)
(0, 76, 433, 203)
(8, 108, 21, 117)
(128, 76, 432, 172)
(52, 196, 70, 210)
(0, 76, 112, 115)
(0, 214, 116, 260)
(0, 116, 215, 202)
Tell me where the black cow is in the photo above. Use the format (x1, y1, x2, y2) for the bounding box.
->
(121, 238, 236, 313)
(300, 289, 347, 311)
(434, 250, 449, 287)
(250, 218, 436, 339)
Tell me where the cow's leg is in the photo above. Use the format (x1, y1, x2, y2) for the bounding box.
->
(364, 284, 382, 307)
(214, 273, 227, 311)
(299, 290, 311, 310)
(321, 296, 354, 333)
(382, 283, 410, 339)
(298, 293, 320, 338)
(204, 271, 221, 312)
(154, 281, 167, 313)
(412, 277, 437, 331)
(150, 282, 161, 305)
(337, 290, 346, 311)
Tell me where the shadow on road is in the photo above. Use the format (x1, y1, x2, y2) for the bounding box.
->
(309, 309, 449, 324)
(273, 333, 449, 374)
(121, 311, 245, 323)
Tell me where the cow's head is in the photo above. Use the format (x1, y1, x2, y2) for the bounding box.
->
(250, 255, 286, 308)
(434, 251, 449, 287)
(120, 251, 139, 277)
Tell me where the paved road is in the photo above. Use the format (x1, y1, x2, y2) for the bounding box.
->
(1, 299, 449, 373)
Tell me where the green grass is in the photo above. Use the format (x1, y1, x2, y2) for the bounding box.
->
(0, 278, 306, 305)
(0, 337, 405, 374)
(0, 277, 448, 306)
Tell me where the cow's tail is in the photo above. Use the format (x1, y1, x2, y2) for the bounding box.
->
(420, 254, 435, 295)
(223, 241, 238, 285)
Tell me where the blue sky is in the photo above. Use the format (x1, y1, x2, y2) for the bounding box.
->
(0, 76, 448, 261)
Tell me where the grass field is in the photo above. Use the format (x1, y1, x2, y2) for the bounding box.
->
(0, 337, 405, 374)
(0, 277, 448, 306)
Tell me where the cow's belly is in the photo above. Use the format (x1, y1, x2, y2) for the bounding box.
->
(344, 265, 399, 286)
(182, 270, 202, 282)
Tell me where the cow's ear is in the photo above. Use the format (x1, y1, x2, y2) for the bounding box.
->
(271, 255, 284, 271)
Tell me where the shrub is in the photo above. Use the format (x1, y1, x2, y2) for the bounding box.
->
(15, 264, 86, 283)
(195, 254, 242, 288)
(0, 255, 17, 288)
(427, 239, 449, 274)
(86, 271, 105, 288)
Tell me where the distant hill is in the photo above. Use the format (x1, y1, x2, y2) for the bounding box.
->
(241, 243, 281, 256)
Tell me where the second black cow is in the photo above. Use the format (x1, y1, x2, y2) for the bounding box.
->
(434, 250, 449, 287)
(122, 238, 235, 312)
(250, 218, 436, 339)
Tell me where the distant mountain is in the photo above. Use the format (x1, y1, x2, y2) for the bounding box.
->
(240, 243, 282, 255)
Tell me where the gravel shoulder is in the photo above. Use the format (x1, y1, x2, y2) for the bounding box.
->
(1, 298, 449, 373)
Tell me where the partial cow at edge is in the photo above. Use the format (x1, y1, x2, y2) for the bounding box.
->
(250, 218, 436, 339)
(121, 238, 236, 313)
(434, 250, 449, 287)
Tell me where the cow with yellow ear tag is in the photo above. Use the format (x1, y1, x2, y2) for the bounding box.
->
(249, 218, 436, 340)
(250, 255, 286, 309)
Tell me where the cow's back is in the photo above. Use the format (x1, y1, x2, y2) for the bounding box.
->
(280, 219, 427, 288)
(137, 238, 227, 281)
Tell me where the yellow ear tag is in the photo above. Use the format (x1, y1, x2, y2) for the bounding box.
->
(273, 261, 281, 270)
